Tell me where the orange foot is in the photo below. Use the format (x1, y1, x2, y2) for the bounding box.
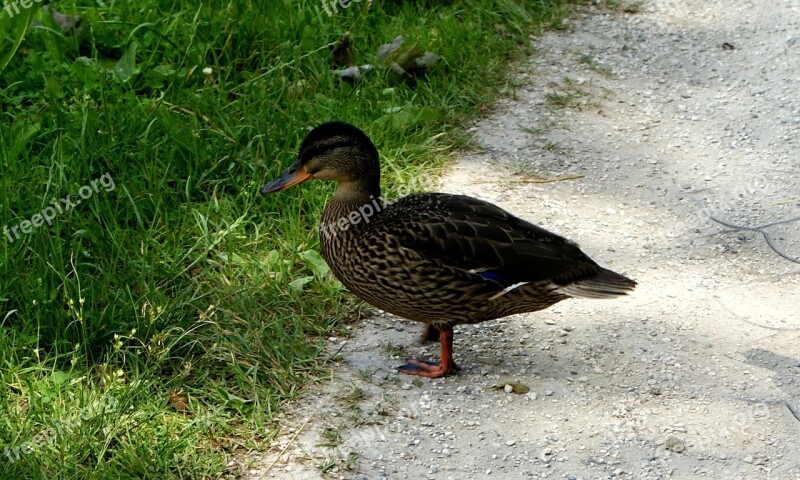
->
(397, 326, 460, 378)
(398, 359, 461, 378)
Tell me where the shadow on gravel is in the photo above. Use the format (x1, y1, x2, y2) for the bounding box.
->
(744, 348, 800, 425)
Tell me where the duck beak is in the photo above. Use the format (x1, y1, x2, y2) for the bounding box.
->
(261, 162, 312, 194)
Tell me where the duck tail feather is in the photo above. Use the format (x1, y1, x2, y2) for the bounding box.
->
(556, 268, 636, 299)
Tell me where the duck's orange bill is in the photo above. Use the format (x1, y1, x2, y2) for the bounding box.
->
(261, 162, 311, 194)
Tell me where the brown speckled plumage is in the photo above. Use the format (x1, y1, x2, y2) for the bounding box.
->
(263, 122, 636, 377)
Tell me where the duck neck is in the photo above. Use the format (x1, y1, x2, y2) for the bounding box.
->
(331, 178, 381, 206)
(321, 180, 384, 243)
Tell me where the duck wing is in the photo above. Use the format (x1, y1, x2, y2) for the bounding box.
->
(383, 193, 606, 288)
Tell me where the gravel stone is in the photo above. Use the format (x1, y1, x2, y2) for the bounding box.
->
(665, 436, 686, 453)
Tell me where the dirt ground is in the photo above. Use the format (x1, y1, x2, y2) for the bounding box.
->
(246, 1, 800, 478)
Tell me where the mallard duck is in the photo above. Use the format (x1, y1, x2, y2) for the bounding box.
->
(262, 122, 635, 378)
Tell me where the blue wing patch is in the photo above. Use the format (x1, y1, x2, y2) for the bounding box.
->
(476, 270, 504, 283)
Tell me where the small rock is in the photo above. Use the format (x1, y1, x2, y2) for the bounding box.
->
(743, 455, 754, 464)
(506, 439, 516, 446)
(665, 435, 685, 453)
(544, 389, 554, 396)
(649, 386, 662, 395)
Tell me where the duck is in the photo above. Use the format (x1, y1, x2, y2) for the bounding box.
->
(262, 121, 636, 378)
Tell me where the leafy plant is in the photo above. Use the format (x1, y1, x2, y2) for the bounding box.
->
(0, 0, 44, 70)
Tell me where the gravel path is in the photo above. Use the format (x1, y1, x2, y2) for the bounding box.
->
(248, 1, 800, 478)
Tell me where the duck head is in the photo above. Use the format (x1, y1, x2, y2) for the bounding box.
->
(261, 122, 381, 199)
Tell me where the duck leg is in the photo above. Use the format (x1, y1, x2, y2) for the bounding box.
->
(398, 325, 461, 378)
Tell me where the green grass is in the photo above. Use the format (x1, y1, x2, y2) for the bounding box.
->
(1, 0, 574, 477)
(605, 0, 644, 13)
(546, 76, 588, 109)
(578, 53, 612, 75)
